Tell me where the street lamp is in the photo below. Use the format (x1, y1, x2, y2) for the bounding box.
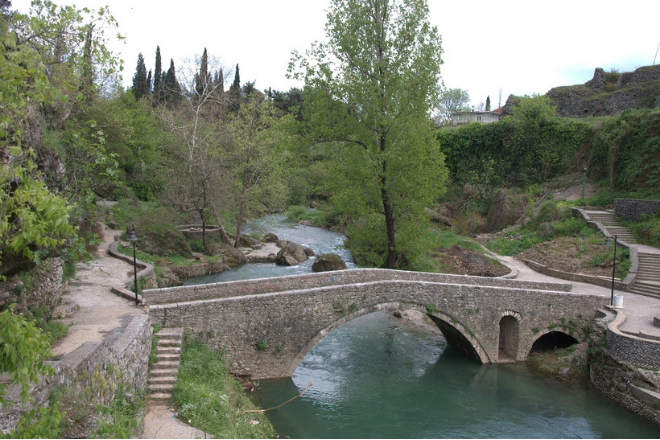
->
(582, 165, 587, 204)
(604, 235, 618, 306)
(127, 224, 139, 305)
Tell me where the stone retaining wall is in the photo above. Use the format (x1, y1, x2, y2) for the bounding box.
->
(143, 268, 572, 305)
(614, 198, 660, 221)
(108, 242, 157, 290)
(590, 311, 660, 426)
(524, 259, 627, 291)
(605, 311, 660, 370)
(0, 314, 151, 434)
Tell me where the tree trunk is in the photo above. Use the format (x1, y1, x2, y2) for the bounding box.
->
(382, 185, 397, 269)
(380, 134, 397, 269)
(199, 209, 207, 251)
(209, 203, 232, 245)
(234, 198, 245, 249)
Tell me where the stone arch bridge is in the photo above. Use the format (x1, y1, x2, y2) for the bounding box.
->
(145, 269, 607, 379)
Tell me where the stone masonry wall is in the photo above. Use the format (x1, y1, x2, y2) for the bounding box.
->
(0, 314, 151, 434)
(614, 198, 660, 221)
(589, 313, 660, 426)
(149, 280, 604, 379)
(143, 268, 572, 305)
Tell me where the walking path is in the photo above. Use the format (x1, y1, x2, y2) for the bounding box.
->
(52, 225, 209, 439)
(51, 219, 660, 438)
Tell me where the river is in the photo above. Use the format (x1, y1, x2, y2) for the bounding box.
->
(183, 213, 356, 285)
(184, 213, 660, 438)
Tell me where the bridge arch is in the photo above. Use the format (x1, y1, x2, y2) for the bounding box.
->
(520, 328, 581, 361)
(288, 302, 491, 376)
(498, 311, 522, 361)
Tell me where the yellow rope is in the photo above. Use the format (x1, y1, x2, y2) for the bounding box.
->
(245, 382, 313, 413)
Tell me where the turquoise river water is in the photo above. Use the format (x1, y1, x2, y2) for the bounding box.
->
(185, 213, 660, 438)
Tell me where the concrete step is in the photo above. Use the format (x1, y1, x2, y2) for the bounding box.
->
(157, 346, 181, 356)
(630, 281, 660, 299)
(150, 368, 179, 378)
(148, 383, 175, 393)
(148, 376, 177, 385)
(156, 354, 181, 362)
(148, 392, 172, 401)
(152, 360, 180, 370)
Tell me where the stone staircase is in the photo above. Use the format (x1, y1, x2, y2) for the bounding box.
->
(585, 210, 637, 243)
(148, 327, 184, 401)
(630, 253, 660, 298)
(584, 209, 660, 298)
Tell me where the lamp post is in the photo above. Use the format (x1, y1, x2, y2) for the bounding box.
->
(604, 235, 618, 306)
(581, 165, 587, 205)
(127, 225, 139, 305)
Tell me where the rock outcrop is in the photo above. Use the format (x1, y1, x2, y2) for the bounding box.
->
(546, 65, 660, 117)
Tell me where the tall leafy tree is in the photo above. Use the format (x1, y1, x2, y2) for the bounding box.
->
(485, 95, 491, 111)
(226, 93, 289, 247)
(132, 52, 149, 100)
(290, 0, 447, 268)
(161, 54, 233, 246)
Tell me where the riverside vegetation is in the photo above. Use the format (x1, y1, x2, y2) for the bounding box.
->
(2, 0, 660, 437)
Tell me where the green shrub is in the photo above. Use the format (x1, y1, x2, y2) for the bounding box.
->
(627, 213, 660, 248)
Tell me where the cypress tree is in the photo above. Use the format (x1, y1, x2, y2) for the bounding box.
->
(229, 64, 241, 111)
(230, 64, 241, 95)
(147, 70, 152, 95)
(132, 53, 149, 100)
(163, 58, 181, 107)
(195, 48, 209, 97)
(153, 46, 162, 104)
(485, 95, 491, 112)
(214, 68, 224, 94)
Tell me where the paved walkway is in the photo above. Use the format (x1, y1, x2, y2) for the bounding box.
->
(495, 253, 660, 339)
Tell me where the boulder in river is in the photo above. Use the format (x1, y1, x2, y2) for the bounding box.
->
(263, 232, 279, 243)
(312, 253, 347, 272)
(276, 240, 314, 266)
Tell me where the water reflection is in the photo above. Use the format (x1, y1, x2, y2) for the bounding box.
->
(254, 312, 660, 439)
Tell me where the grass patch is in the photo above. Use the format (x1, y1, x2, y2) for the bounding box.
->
(485, 200, 586, 256)
(172, 338, 276, 438)
(285, 204, 344, 230)
(623, 213, 660, 248)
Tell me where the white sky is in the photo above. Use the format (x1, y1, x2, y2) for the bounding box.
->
(11, 0, 660, 108)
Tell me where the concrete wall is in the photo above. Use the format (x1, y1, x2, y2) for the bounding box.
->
(149, 278, 605, 379)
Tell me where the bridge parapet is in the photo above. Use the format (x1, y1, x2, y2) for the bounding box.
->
(149, 275, 604, 380)
(143, 268, 572, 305)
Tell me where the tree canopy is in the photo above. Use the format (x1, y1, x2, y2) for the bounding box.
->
(290, 0, 447, 268)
